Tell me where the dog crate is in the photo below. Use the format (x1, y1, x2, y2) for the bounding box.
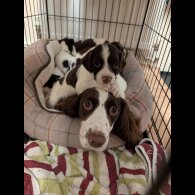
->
(24, 0, 171, 153)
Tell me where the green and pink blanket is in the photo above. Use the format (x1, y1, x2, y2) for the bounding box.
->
(24, 138, 170, 195)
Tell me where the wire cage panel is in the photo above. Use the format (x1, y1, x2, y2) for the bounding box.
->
(24, 0, 149, 52)
(24, 0, 49, 47)
(24, 0, 171, 152)
(136, 0, 171, 151)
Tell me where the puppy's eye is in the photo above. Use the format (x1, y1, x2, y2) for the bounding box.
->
(113, 64, 119, 69)
(63, 60, 69, 68)
(83, 100, 93, 111)
(94, 62, 101, 68)
(109, 106, 119, 116)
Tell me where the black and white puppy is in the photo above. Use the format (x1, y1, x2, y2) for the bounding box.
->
(44, 38, 106, 89)
(54, 50, 79, 74)
(52, 38, 81, 80)
(47, 41, 127, 109)
(55, 88, 142, 151)
(56, 38, 107, 74)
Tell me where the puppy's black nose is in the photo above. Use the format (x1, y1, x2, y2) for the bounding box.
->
(87, 132, 106, 148)
(63, 60, 69, 68)
(102, 76, 112, 84)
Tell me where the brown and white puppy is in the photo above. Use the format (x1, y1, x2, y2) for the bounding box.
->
(44, 38, 125, 89)
(47, 41, 127, 109)
(55, 88, 142, 152)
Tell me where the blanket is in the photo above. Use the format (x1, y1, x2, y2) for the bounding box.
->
(24, 138, 170, 195)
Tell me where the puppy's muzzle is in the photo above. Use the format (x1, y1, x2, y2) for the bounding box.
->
(86, 129, 106, 148)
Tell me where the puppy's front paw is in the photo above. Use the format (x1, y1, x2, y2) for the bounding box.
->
(96, 84, 111, 92)
(110, 83, 121, 98)
(104, 85, 111, 92)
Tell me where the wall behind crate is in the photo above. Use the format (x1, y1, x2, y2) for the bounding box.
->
(24, 0, 149, 51)
(24, 0, 170, 71)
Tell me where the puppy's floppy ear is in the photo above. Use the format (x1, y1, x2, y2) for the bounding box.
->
(112, 98, 143, 147)
(111, 42, 126, 67)
(54, 94, 81, 117)
(59, 38, 75, 52)
(111, 42, 124, 53)
(118, 51, 126, 68)
(81, 50, 93, 72)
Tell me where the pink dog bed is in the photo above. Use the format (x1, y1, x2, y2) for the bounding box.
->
(24, 39, 153, 148)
